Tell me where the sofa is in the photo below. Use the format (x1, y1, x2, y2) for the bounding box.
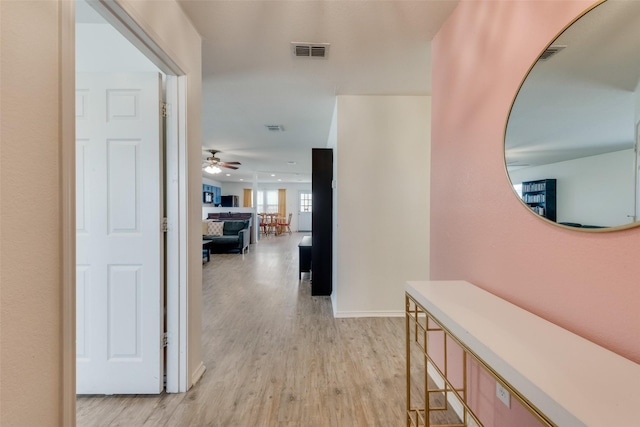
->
(203, 220, 250, 254)
(207, 212, 255, 244)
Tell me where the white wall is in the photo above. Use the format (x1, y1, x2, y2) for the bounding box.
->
(203, 177, 222, 187)
(327, 101, 339, 311)
(509, 149, 635, 227)
(222, 181, 312, 232)
(219, 182, 246, 203)
(334, 96, 431, 316)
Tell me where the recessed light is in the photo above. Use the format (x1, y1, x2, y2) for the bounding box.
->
(271, 174, 275, 177)
(287, 161, 296, 165)
(278, 179, 282, 182)
(240, 179, 243, 181)
(226, 173, 231, 177)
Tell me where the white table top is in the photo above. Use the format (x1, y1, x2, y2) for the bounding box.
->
(405, 280, 640, 427)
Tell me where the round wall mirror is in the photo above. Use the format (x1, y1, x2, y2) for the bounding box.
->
(505, 0, 640, 231)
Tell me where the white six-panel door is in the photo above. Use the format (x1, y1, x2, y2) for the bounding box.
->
(76, 73, 163, 394)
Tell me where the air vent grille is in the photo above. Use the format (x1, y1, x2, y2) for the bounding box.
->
(311, 46, 326, 57)
(539, 45, 567, 61)
(265, 124, 284, 132)
(295, 45, 310, 57)
(291, 42, 330, 59)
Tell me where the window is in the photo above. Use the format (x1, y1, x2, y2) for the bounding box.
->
(300, 192, 312, 212)
(257, 190, 279, 213)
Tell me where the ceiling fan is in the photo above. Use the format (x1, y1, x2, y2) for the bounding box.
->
(202, 149, 241, 174)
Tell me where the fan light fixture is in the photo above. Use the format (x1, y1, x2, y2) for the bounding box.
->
(205, 165, 222, 174)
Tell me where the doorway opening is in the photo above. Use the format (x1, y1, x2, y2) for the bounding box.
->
(72, 0, 189, 404)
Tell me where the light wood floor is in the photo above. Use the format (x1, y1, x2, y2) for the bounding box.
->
(77, 232, 454, 426)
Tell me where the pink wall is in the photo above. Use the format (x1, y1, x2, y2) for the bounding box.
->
(431, 0, 640, 368)
(466, 359, 541, 427)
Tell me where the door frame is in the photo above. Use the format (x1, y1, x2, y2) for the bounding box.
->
(62, 1, 191, 424)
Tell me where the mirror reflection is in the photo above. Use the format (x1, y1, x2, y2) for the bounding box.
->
(505, 0, 640, 230)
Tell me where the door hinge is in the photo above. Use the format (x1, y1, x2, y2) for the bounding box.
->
(161, 102, 171, 118)
(162, 332, 169, 348)
(161, 217, 168, 233)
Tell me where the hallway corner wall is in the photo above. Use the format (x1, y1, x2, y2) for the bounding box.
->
(334, 95, 431, 316)
(1, 1, 66, 424)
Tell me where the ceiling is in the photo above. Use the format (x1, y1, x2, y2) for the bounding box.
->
(176, 0, 459, 183)
(78, 1, 640, 182)
(505, 0, 640, 170)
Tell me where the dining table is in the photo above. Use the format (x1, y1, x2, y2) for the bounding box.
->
(259, 213, 284, 235)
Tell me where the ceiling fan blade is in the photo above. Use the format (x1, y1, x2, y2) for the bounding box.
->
(202, 149, 240, 168)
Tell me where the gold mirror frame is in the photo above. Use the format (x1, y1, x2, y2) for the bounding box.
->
(504, 0, 640, 232)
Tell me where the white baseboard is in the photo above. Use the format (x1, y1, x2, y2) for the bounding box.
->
(427, 361, 468, 423)
(333, 310, 404, 318)
(190, 362, 206, 388)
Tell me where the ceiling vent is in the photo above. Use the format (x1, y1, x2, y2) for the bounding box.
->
(538, 45, 567, 61)
(291, 42, 330, 59)
(265, 124, 284, 132)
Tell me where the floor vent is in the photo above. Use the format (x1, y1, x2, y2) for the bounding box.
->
(291, 42, 330, 59)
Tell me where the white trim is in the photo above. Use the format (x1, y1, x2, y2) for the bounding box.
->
(176, 76, 190, 392)
(426, 361, 468, 424)
(164, 75, 182, 393)
(331, 293, 338, 317)
(333, 310, 404, 318)
(190, 362, 207, 387)
(61, 1, 76, 425)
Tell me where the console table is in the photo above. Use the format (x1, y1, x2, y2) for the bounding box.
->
(405, 280, 640, 427)
(202, 239, 213, 262)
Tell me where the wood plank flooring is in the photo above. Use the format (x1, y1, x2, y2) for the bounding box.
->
(77, 232, 454, 426)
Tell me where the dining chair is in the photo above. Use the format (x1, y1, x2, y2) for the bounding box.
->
(265, 213, 278, 235)
(277, 213, 293, 235)
(259, 213, 270, 236)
